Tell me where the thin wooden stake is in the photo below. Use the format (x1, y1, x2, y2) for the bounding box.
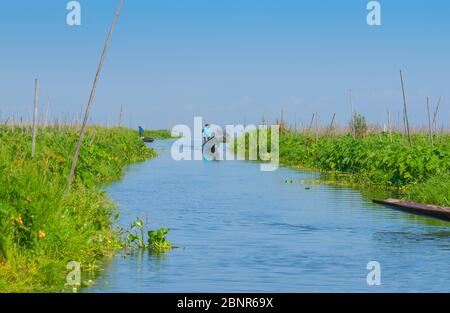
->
(45, 99, 50, 128)
(426, 97, 434, 147)
(432, 96, 441, 141)
(280, 109, 285, 132)
(118, 104, 123, 127)
(67, 0, 125, 189)
(387, 109, 392, 141)
(294, 112, 297, 132)
(31, 79, 39, 158)
(349, 89, 356, 139)
(328, 113, 336, 136)
(400, 70, 412, 147)
(315, 113, 319, 144)
(308, 113, 315, 134)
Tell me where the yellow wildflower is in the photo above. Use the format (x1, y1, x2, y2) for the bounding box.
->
(38, 231, 46, 239)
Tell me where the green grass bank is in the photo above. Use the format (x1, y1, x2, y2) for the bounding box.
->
(0, 126, 169, 292)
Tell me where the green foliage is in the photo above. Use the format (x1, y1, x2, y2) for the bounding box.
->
(148, 228, 171, 252)
(404, 172, 450, 207)
(142, 129, 173, 140)
(126, 218, 147, 249)
(350, 112, 368, 138)
(0, 126, 156, 292)
(124, 217, 172, 252)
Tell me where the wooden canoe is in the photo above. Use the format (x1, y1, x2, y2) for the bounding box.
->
(373, 198, 450, 222)
(142, 137, 154, 143)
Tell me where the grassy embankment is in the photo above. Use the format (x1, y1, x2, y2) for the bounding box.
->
(0, 126, 170, 292)
(142, 129, 173, 140)
(243, 130, 450, 206)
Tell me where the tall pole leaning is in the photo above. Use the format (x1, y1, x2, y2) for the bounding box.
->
(31, 79, 40, 158)
(399, 70, 412, 147)
(432, 96, 441, 141)
(349, 89, 356, 139)
(67, 0, 125, 189)
(426, 97, 434, 147)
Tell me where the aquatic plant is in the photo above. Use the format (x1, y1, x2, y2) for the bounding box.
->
(126, 218, 147, 249)
(148, 228, 171, 252)
(124, 217, 172, 252)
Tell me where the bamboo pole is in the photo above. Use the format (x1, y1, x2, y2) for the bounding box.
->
(399, 70, 412, 147)
(67, 0, 125, 189)
(432, 96, 441, 141)
(328, 113, 336, 136)
(308, 113, 315, 134)
(349, 89, 356, 139)
(294, 112, 297, 132)
(44, 99, 50, 128)
(31, 79, 40, 158)
(118, 104, 123, 127)
(315, 112, 319, 144)
(387, 109, 392, 141)
(426, 97, 434, 147)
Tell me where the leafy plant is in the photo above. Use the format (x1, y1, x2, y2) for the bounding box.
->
(148, 228, 171, 252)
(350, 112, 368, 138)
(124, 217, 172, 253)
(126, 218, 147, 249)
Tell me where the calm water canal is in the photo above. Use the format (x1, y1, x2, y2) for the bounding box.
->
(89, 140, 450, 292)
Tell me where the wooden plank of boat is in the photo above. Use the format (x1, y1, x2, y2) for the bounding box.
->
(372, 198, 450, 222)
(142, 137, 154, 143)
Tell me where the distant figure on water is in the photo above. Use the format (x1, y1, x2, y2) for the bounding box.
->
(138, 126, 144, 138)
(202, 123, 218, 159)
(202, 124, 214, 144)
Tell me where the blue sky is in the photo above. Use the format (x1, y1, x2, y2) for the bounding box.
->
(0, 0, 449, 129)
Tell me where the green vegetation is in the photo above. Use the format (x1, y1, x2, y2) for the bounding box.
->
(124, 217, 172, 252)
(0, 126, 159, 292)
(142, 129, 172, 140)
(350, 111, 368, 138)
(148, 228, 172, 252)
(242, 129, 450, 206)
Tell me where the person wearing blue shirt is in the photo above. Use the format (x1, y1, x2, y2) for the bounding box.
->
(202, 124, 214, 143)
(202, 124, 217, 156)
(138, 126, 144, 138)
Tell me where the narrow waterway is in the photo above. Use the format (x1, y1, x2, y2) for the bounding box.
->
(90, 140, 450, 292)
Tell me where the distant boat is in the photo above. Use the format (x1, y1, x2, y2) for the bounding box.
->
(142, 137, 154, 143)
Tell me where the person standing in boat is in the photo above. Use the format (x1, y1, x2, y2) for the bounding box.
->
(202, 123, 217, 157)
(138, 126, 144, 138)
(202, 124, 214, 144)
